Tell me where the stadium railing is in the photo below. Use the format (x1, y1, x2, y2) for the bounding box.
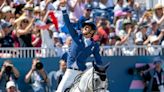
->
(0, 45, 163, 58)
(100, 45, 164, 56)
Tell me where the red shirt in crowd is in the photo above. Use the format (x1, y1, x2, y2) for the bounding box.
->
(12, 31, 20, 47)
(31, 34, 42, 47)
(93, 27, 110, 45)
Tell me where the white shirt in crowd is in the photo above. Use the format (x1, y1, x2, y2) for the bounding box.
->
(119, 30, 136, 56)
(33, 0, 40, 6)
(35, 20, 56, 57)
(114, 4, 122, 13)
(119, 30, 135, 45)
(147, 45, 161, 56)
(115, 18, 124, 36)
(99, 0, 114, 9)
(153, 14, 164, 30)
(135, 31, 143, 43)
(40, 0, 54, 11)
(55, 11, 65, 28)
(13, 0, 26, 4)
(67, 0, 85, 22)
(31, 71, 44, 91)
(52, 1, 65, 29)
(162, 41, 164, 47)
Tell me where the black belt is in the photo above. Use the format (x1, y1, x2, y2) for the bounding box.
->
(69, 67, 80, 71)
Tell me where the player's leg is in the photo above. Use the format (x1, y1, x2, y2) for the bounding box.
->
(56, 69, 82, 92)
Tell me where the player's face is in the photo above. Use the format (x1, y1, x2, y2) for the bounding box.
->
(82, 25, 95, 38)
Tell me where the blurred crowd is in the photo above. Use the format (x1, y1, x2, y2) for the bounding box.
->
(0, 0, 164, 56)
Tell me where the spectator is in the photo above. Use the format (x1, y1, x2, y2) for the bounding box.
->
(53, 32, 62, 47)
(108, 25, 120, 46)
(32, 24, 42, 57)
(58, 32, 67, 44)
(76, 3, 92, 30)
(113, 0, 124, 13)
(135, 57, 164, 92)
(37, 18, 55, 57)
(0, 60, 20, 92)
(113, 10, 127, 36)
(148, 19, 164, 44)
(48, 52, 68, 91)
(31, 6, 42, 48)
(106, 25, 121, 56)
(55, 54, 67, 86)
(118, 19, 136, 56)
(93, 13, 110, 45)
(92, 0, 114, 9)
(0, 22, 13, 47)
(13, 0, 26, 15)
(139, 10, 153, 24)
(13, 16, 35, 47)
(150, 20, 161, 36)
(134, 2, 144, 20)
(25, 58, 49, 92)
(146, 35, 161, 56)
(0, 5, 14, 29)
(52, 32, 63, 57)
(101, 25, 120, 56)
(67, 0, 85, 23)
(62, 36, 72, 53)
(118, 19, 134, 45)
(1, 6, 15, 23)
(6, 81, 18, 92)
(40, 0, 54, 11)
(139, 57, 164, 91)
(22, 3, 34, 19)
(124, 0, 141, 20)
(33, 6, 42, 20)
(122, 7, 134, 21)
(52, 0, 66, 33)
(124, 0, 135, 9)
(156, 30, 164, 47)
(31, 26, 42, 47)
(135, 22, 149, 45)
(153, 4, 164, 31)
(98, 0, 114, 9)
(151, 57, 164, 91)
